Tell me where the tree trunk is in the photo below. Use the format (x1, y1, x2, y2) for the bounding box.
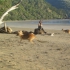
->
(4, 23, 7, 32)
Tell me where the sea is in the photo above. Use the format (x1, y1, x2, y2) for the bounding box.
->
(1, 19, 70, 30)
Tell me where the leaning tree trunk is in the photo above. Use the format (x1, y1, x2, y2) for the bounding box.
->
(4, 23, 7, 32)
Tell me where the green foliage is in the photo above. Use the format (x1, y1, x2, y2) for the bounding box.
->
(46, 0, 70, 18)
(0, 0, 67, 20)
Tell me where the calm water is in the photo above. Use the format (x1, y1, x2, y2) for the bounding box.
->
(1, 19, 70, 30)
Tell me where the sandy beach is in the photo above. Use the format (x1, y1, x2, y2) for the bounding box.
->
(0, 27, 70, 70)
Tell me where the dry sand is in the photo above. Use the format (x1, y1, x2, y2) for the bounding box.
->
(0, 27, 70, 70)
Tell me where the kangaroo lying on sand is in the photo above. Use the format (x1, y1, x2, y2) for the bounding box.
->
(16, 30, 36, 43)
(62, 29, 70, 34)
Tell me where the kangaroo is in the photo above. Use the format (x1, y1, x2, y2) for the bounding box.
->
(62, 29, 70, 34)
(16, 30, 36, 43)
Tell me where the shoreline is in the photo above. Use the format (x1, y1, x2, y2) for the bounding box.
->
(10, 25, 70, 31)
(4, 19, 70, 21)
(2, 20, 70, 30)
(1, 23, 70, 30)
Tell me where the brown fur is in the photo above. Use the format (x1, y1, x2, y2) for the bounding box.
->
(34, 28, 44, 34)
(7, 27, 12, 33)
(17, 30, 36, 43)
(62, 29, 70, 34)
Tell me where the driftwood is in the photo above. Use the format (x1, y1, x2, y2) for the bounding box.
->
(0, 23, 12, 33)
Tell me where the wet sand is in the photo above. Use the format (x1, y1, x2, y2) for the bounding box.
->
(0, 27, 70, 70)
